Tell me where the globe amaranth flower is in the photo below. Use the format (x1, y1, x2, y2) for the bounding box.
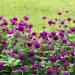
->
(40, 31, 48, 39)
(28, 50, 35, 57)
(63, 71, 70, 75)
(46, 67, 53, 74)
(13, 17, 18, 21)
(3, 20, 8, 25)
(32, 63, 40, 68)
(18, 25, 24, 31)
(0, 16, 3, 20)
(53, 35, 59, 40)
(51, 31, 56, 36)
(67, 17, 72, 21)
(19, 66, 27, 71)
(32, 32, 36, 36)
(70, 27, 75, 32)
(28, 24, 33, 29)
(34, 40, 40, 48)
(59, 30, 65, 36)
(62, 38, 67, 43)
(27, 41, 33, 47)
(42, 16, 46, 20)
(61, 50, 67, 56)
(23, 16, 29, 21)
(48, 20, 53, 25)
(60, 57, 67, 62)
(32, 70, 37, 74)
(1, 39, 6, 44)
(19, 54, 25, 60)
(49, 55, 57, 62)
(71, 49, 75, 56)
(0, 62, 4, 69)
(60, 21, 65, 25)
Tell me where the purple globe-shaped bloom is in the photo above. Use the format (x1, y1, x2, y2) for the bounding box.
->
(28, 50, 35, 57)
(19, 66, 27, 71)
(1, 39, 6, 44)
(60, 57, 67, 62)
(42, 16, 46, 20)
(51, 31, 56, 36)
(60, 21, 64, 25)
(70, 27, 75, 32)
(49, 55, 56, 62)
(48, 20, 53, 25)
(71, 49, 75, 56)
(61, 50, 67, 55)
(40, 31, 47, 38)
(63, 71, 70, 75)
(53, 35, 59, 40)
(18, 25, 24, 31)
(13, 17, 18, 21)
(32, 32, 36, 36)
(62, 38, 67, 43)
(46, 67, 53, 74)
(3, 21, 8, 25)
(67, 17, 72, 21)
(19, 54, 25, 60)
(0, 62, 4, 69)
(28, 24, 33, 29)
(23, 16, 29, 21)
(27, 41, 32, 47)
(32, 63, 40, 68)
(0, 16, 3, 20)
(59, 30, 65, 36)
(34, 40, 40, 48)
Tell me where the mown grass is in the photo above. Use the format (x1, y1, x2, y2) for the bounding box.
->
(0, 0, 75, 31)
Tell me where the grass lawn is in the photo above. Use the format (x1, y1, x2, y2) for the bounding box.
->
(0, 0, 75, 31)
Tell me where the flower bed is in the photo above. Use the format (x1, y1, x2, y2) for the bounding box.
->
(0, 16, 75, 75)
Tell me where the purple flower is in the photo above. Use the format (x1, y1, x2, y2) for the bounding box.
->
(34, 40, 40, 48)
(60, 57, 67, 62)
(13, 17, 18, 21)
(60, 21, 64, 25)
(3, 21, 8, 25)
(19, 66, 27, 71)
(23, 16, 29, 21)
(28, 50, 35, 57)
(71, 49, 75, 56)
(0, 62, 4, 69)
(53, 35, 59, 40)
(46, 67, 53, 74)
(1, 39, 6, 44)
(61, 50, 67, 55)
(19, 54, 25, 60)
(48, 20, 53, 25)
(40, 32, 47, 38)
(62, 38, 67, 43)
(18, 25, 24, 31)
(0, 16, 3, 20)
(49, 55, 56, 62)
(42, 16, 46, 20)
(32, 63, 40, 68)
(27, 41, 32, 47)
(63, 71, 70, 75)
(28, 24, 33, 29)
(70, 27, 75, 32)
(67, 18, 72, 21)
(73, 20, 75, 23)
(59, 30, 65, 36)
(51, 31, 56, 36)
(32, 32, 36, 36)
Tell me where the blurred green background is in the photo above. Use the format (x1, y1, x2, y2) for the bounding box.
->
(0, 0, 75, 31)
